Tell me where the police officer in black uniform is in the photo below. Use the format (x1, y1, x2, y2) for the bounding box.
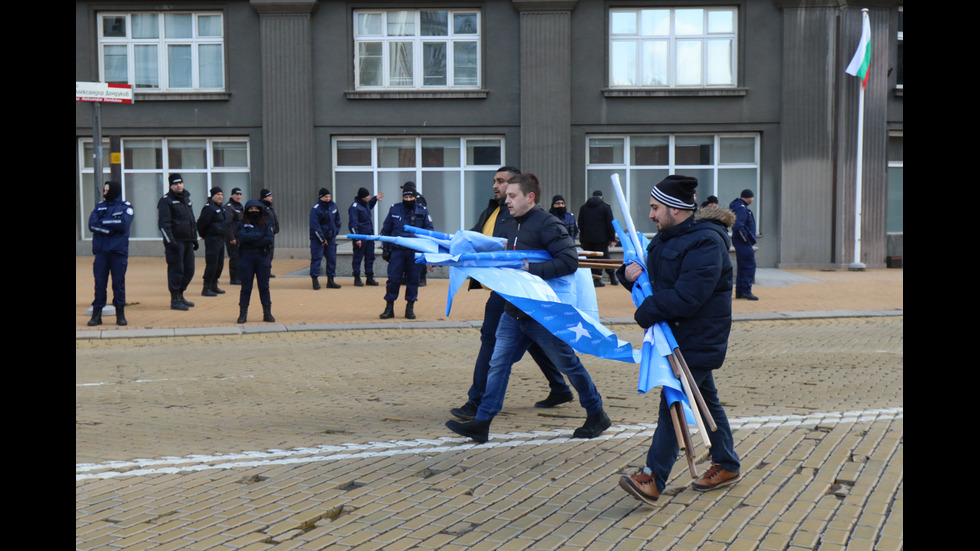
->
(379, 187, 434, 319)
(197, 186, 227, 296)
(223, 188, 244, 285)
(87, 180, 134, 326)
(158, 173, 199, 310)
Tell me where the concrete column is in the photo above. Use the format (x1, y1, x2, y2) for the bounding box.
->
(251, 0, 318, 249)
(512, 1, 577, 200)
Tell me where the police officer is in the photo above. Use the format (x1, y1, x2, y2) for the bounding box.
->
(309, 187, 342, 290)
(379, 187, 434, 319)
(158, 173, 199, 310)
(223, 188, 244, 285)
(87, 180, 134, 326)
(197, 186, 227, 296)
(348, 187, 384, 287)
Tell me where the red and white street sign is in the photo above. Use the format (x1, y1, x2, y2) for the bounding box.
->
(76, 82, 134, 104)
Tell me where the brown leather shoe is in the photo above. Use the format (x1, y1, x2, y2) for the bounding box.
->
(619, 469, 659, 505)
(693, 463, 740, 491)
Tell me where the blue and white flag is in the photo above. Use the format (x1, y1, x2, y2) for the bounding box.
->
(413, 228, 640, 364)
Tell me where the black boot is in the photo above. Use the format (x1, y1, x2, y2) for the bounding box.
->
(446, 419, 491, 443)
(366, 273, 379, 286)
(572, 409, 611, 439)
(202, 281, 217, 297)
(179, 292, 195, 307)
(379, 300, 395, 319)
(405, 300, 416, 319)
(262, 304, 275, 323)
(237, 305, 248, 324)
(87, 307, 103, 326)
(326, 276, 341, 289)
(212, 280, 226, 294)
(171, 292, 189, 311)
(312, 277, 321, 290)
(354, 275, 364, 287)
(115, 305, 127, 326)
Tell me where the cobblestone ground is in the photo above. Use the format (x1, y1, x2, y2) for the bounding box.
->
(76, 317, 902, 551)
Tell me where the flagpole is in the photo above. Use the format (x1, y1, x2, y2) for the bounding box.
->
(848, 8, 869, 271)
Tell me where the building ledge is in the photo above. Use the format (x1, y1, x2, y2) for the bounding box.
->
(602, 88, 748, 98)
(345, 90, 489, 100)
(135, 92, 231, 102)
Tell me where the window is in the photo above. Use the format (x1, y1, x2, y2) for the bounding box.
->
(98, 12, 225, 92)
(887, 134, 902, 233)
(79, 138, 249, 239)
(586, 134, 759, 232)
(896, 7, 903, 88)
(609, 7, 737, 88)
(333, 136, 503, 232)
(354, 9, 480, 90)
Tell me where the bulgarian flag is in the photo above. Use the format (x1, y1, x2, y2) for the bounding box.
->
(845, 10, 871, 88)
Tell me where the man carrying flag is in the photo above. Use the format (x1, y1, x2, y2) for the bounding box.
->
(617, 175, 741, 506)
(446, 173, 611, 443)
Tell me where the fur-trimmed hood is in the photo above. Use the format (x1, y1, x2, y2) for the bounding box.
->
(694, 204, 736, 228)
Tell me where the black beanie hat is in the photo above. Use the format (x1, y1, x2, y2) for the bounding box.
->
(260, 189, 272, 199)
(169, 173, 183, 186)
(357, 187, 370, 199)
(651, 175, 698, 210)
(209, 186, 223, 197)
(740, 189, 754, 199)
(552, 195, 565, 205)
(319, 187, 330, 198)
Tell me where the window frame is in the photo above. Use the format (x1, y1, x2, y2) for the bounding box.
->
(585, 133, 761, 234)
(78, 137, 250, 240)
(332, 135, 504, 233)
(608, 6, 738, 90)
(352, 8, 482, 91)
(97, 11, 226, 93)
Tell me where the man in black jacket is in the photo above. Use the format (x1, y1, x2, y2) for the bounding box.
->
(223, 188, 244, 285)
(446, 173, 610, 443)
(578, 190, 618, 286)
(197, 187, 227, 296)
(158, 173, 198, 310)
(449, 167, 574, 422)
(617, 175, 741, 506)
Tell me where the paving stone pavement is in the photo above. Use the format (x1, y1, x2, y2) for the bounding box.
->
(76, 257, 902, 550)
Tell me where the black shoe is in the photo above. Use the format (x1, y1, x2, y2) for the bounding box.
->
(354, 275, 364, 287)
(212, 281, 226, 294)
(202, 283, 217, 297)
(736, 291, 759, 301)
(179, 293, 195, 308)
(446, 419, 490, 443)
(115, 305, 127, 326)
(405, 301, 416, 319)
(450, 402, 478, 421)
(534, 392, 575, 408)
(262, 304, 275, 323)
(87, 307, 103, 326)
(312, 277, 321, 290)
(237, 305, 248, 324)
(379, 300, 395, 319)
(572, 409, 611, 439)
(366, 274, 379, 286)
(171, 292, 189, 311)
(326, 277, 341, 289)
(594, 280, 605, 287)
(230, 278, 242, 285)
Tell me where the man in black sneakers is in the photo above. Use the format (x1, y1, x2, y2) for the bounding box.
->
(618, 175, 741, 504)
(449, 166, 573, 422)
(446, 173, 610, 444)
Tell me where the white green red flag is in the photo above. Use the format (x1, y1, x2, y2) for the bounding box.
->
(845, 10, 871, 88)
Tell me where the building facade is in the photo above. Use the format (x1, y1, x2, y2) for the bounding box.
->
(75, 0, 904, 268)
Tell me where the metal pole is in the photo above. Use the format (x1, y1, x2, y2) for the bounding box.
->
(92, 102, 104, 198)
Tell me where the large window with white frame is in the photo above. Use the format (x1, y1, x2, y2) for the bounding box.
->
(333, 136, 503, 233)
(353, 9, 481, 90)
(98, 11, 225, 91)
(79, 138, 250, 240)
(609, 7, 737, 88)
(586, 134, 759, 233)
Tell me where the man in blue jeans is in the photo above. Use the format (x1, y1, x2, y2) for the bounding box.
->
(618, 174, 741, 505)
(446, 173, 610, 444)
